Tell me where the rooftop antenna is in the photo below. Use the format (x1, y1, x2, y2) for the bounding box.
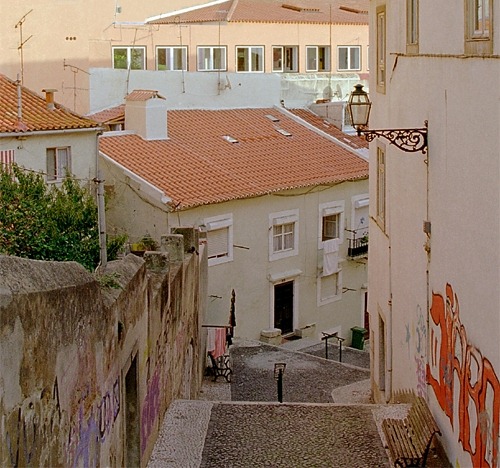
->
(175, 16, 187, 93)
(63, 59, 90, 112)
(15, 9, 33, 85)
(216, 10, 228, 95)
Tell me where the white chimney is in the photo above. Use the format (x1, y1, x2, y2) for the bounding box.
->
(124, 90, 168, 141)
(42, 88, 57, 110)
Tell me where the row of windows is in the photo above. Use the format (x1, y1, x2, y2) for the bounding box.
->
(1, 148, 71, 182)
(112, 45, 365, 73)
(375, 0, 493, 93)
(205, 206, 348, 305)
(204, 202, 346, 267)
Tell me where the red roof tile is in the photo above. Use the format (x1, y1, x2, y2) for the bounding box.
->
(99, 108, 368, 209)
(148, 0, 368, 25)
(125, 90, 166, 101)
(289, 108, 368, 149)
(87, 105, 125, 124)
(0, 74, 100, 133)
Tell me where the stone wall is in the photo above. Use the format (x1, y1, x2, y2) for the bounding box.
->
(0, 232, 206, 467)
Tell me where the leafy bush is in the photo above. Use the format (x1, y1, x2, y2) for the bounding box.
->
(0, 165, 125, 271)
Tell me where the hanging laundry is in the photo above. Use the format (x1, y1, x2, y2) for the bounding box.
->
(213, 327, 227, 359)
(207, 327, 216, 355)
(323, 238, 340, 276)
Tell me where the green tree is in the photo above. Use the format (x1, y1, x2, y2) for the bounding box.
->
(0, 165, 125, 271)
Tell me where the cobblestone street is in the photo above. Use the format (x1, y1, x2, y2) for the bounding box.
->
(149, 338, 450, 468)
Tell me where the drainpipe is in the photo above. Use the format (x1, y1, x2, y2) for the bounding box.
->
(95, 132, 107, 269)
(387, 240, 393, 402)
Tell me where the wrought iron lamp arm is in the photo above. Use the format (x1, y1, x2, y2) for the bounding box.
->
(356, 120, 428, 154)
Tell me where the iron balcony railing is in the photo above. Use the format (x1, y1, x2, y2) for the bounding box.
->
(346, 229, 368, 258)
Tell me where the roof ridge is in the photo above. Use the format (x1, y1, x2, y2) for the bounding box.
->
(146, 0, 230, 23)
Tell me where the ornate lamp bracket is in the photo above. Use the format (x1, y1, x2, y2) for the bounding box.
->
(357, 120, 428, 154)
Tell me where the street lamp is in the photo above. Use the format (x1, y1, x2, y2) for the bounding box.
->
(274, 363, 286, 403)
(347, 84, 428, 154)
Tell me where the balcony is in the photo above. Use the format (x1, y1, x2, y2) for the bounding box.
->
(347, 229, 368, 258)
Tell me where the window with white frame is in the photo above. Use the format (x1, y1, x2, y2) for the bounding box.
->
(112, 46, 146, 70)
(236, 46, 264, 72)
(269, 209, 299, 261)
(337, 46, 361, 71)
(318, 201, 344, 249)
(197, 46, 227, 71)
(306, 46, 330, 72)
(376, 145, 386, 228)
(465, 0, 492, 54)
(204, 214, 233, 266)
(318, 271, 342, 305)
(46, 147, 71, 182)
(406, 0, 419, 54)
(272, 46, 299, 72)
(0, 149, 15, 170)
(376, 6, 386, 93)
(156, 46, 187, 71)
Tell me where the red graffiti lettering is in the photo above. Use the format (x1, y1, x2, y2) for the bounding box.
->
(427, 284, 500, 467)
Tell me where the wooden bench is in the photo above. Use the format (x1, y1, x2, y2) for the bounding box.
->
(382, 396, 441, 467)
(207, 352, 232, 383)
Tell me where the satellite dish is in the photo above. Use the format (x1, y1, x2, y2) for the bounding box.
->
(336, 83, 343, 100)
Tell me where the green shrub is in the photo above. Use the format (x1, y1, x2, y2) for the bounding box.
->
(0, 165, 125, 271)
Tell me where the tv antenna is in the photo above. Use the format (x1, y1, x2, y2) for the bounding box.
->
(15, 9, 33, 85)
(63, 59, 90, 112)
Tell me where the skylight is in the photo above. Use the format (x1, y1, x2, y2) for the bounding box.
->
(276, 128, 292, 137)
(265, 115, 280, 122)
(223, 135, 239, 144)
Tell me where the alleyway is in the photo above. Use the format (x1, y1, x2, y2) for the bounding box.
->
(148, 338, 450, 467)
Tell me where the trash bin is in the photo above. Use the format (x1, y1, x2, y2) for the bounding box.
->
(351, 326, 367, 350)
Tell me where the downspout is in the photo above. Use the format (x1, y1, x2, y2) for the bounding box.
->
(387, 236, 393, 402)
(95, 131, 107, 269)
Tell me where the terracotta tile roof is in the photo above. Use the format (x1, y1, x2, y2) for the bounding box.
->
(148, 0, 368, 25)
(125, 90, 166, 101)
(289, 108, 368, 149)
(0, 74, 100, 133)
(99, 108, 368, 209)
(87, 105, 125, 124)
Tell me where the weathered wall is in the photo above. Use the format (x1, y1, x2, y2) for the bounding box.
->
(0, 234, 206, 467)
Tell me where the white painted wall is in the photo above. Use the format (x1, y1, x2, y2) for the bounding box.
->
(368, 1, 500, 466)
(101, 152, 369, 343)
(0, 131, 98, 183)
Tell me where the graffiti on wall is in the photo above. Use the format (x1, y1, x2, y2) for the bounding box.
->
(426, 283, 500, 468)
(140, 368, 161, 455)
(403, 305, 428, 398)
(414, 306, 427, 397)
(67, 377, 120, 468)
(3, 380, 65, 467)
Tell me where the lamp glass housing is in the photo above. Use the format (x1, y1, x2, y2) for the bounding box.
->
(274, 362, 286, 380)
(348, 84, 372, 127)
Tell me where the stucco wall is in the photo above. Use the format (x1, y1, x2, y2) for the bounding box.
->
(367, 1, 500, 466)
(101, 154, 369, 344)
(0, 238, 206, 467)
(0, 131, 99, 184)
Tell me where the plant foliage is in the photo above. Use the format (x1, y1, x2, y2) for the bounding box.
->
(0, 165, 125, 271)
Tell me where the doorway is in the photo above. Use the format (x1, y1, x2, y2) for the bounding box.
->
(125, 355, 140, 467)
(274, 281, 294, 334)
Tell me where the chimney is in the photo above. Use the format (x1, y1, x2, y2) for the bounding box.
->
(42, 88, 57, 110)
(125, 90, 168, 141)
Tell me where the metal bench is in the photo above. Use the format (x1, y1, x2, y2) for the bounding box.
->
(382, 396, 441, 467)
(207, 352, 232, 382)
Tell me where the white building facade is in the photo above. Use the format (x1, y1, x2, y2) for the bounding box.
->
(367, 1, 500, 467)
(99, 97, 370, 344)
